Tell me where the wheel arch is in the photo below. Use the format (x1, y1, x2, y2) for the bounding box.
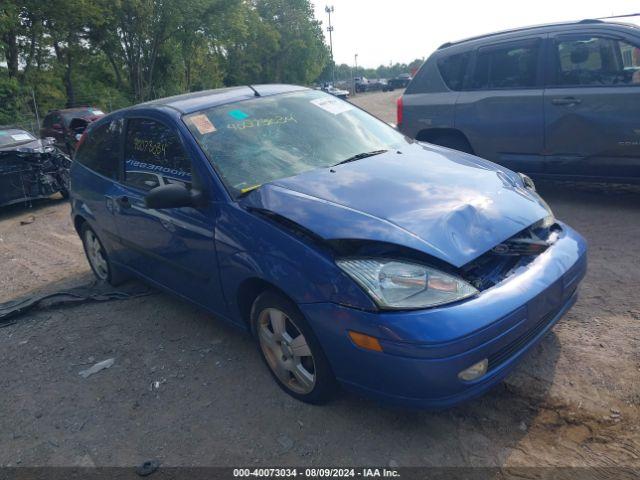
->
(237, 277, 298, 333)
(415, 127, 472, 147)
(73, 214, 87, 236)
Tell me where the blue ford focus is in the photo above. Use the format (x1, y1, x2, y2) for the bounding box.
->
(70, 85, 587, 408)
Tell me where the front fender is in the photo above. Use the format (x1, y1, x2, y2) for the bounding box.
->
(215, 204, 375, 324)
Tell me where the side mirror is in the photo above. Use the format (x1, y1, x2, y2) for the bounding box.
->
(145, 183, 194, 209)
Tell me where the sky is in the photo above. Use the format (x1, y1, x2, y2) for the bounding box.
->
(312, 0, 640, 67)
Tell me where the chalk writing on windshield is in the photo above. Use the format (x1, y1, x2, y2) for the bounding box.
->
(227, 115, 297, 131)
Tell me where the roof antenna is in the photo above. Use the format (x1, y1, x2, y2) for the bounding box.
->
(596, 12, 640, 19)
(247, 85, 261, 97)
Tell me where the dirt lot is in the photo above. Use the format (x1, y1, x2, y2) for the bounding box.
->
(0, 91, 639, 469)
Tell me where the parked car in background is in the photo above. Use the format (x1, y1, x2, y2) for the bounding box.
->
(0, 127, 70, 207)
(70, 85, 586, 409)
(40, 107, 106, 156)
(384, 73, 413, 91)
(398, 19, 640, 183)
(321, 83, 350, 100)
(354, 77, 384, 93)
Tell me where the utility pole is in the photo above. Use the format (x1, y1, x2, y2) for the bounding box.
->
(325, 5, 335, 86)
(31, 89, 40, 130)
(354, 53, 358, 95)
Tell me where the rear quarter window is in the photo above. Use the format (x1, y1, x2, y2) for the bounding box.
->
(75, 119, 122, 179)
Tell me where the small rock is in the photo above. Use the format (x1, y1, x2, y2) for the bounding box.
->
(136, 459, 160, 477)
(610, 407, 621, 415)
(277, 435, 294, 451)
(19, 215, 35, 225)
(518, 421, 527, 432)
(150, 378, 166, 391)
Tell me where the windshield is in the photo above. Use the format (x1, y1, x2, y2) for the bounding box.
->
(61, 108, 105, 121)
(0, 129, 36, 147)
(184, 90, 407, 196)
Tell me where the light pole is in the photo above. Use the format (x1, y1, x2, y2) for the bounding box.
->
(325, 5, 335, 86)
(354, 53, 358, 95)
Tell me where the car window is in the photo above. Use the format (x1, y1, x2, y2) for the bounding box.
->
(50, 113, 63, 127)
(61, 108, 105, 121)
(42, 114, 54, 128)
(437, 52, 471, 91)
(75, 119, 122, 179)
(184, 90, 407, 196)
(472, 40, 540, 89)
(552, 36, 640, 86)
(124, 118, 192, 192)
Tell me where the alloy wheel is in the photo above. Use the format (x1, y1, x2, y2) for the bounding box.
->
(84, 229, 109, 281)
(257, 307, 316, 395)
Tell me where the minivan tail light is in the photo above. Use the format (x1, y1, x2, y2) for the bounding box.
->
(396, 96, 403, 127)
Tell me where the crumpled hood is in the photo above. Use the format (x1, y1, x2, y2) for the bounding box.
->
(0, 137, 55, 153)
(242, 143, 550, 268)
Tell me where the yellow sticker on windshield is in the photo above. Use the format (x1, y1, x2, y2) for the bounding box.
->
(190, 114, 217, 134)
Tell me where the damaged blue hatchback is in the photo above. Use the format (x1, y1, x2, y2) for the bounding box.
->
(70, 85, 587, 408)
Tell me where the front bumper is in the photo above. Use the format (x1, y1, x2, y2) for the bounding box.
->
(300, 223, 587, 409)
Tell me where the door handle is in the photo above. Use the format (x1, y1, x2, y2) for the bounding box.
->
(116, 196, 131, 209)
(551, 97, 582, 106)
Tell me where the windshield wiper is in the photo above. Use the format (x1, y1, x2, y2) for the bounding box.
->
(332, 149, 388, 167)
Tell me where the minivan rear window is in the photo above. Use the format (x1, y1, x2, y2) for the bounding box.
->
(437, 52, 471, 91)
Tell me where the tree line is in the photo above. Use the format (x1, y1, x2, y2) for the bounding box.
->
(0, 0, 330, 125)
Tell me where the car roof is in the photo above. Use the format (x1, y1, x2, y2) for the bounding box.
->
(437, 19, 640, 50)
(131, 84, 309, 115)
(48, 107, 99, 114)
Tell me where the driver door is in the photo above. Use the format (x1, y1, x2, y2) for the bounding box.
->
(112, 114, 226, 316)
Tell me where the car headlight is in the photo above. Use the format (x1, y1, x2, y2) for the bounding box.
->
(518, 173, 556, 228)
(336, 258, 478, 309)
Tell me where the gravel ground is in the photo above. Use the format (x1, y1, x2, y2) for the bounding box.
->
(0, 91, 638, 469)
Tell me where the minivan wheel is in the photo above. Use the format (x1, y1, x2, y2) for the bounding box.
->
(80, 224, 126, 285)
(251, 290, 337, 404)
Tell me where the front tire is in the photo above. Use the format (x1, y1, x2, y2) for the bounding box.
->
(251, 290, 337, 404)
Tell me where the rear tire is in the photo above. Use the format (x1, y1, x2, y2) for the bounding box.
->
(251, 290, 337, 404)
(426, 132, 474, 154)
(80, 223, 127, 285)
